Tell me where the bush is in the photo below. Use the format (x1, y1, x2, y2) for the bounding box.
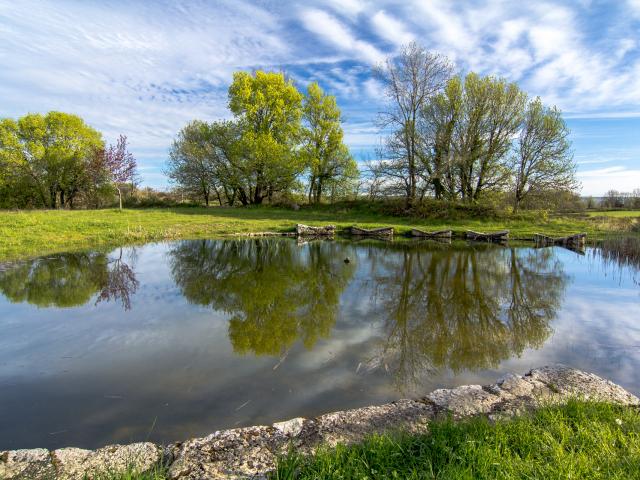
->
(382, 198, 501, 220)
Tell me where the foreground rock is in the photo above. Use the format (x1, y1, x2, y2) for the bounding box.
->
(2, 366, 637, 480)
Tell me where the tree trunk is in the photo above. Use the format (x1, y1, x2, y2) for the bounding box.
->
(254, 183, 263, 204)
(213, 186, 222, 206)
(50, 187, 57, 209)
(308, 176, 316, 204)
(117, 186, 123, 210)
(315, 178, 323, 204)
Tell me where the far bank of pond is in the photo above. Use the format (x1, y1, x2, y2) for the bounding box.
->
(1, 206, 638, 261)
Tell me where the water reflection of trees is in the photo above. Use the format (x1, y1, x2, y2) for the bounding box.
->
(367, 244, 568, 388)
(169, 239, 355, 355)
(0, 249, 138, 310)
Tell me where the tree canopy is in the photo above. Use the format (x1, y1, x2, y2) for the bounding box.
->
(166, 71, 358, 206)
(0, 112, 137, 209)
(373, 44, 578, 206)
(0, 112, 103, 208)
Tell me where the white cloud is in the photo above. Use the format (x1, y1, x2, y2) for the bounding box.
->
(323, 0, 366, 18)
(578, 167, 640, 195)
(370, 10, 414, 46)
(299, 9, 385, 64)
(1, 0, 639, 188)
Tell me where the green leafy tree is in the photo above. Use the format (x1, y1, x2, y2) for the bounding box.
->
(0, 112, 103, 208)
(452, 73, 527, 201)
(166, 120, 242, 206)
(228, 71, 305, 204)
(512, 98, 577, 212)
(302, 82, 358, 203)
(420, 76, 463, 200)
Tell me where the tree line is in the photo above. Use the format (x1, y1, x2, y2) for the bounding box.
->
(1, 43, 579, 211)
(165, 71, 358, 206)
(601, 189, 640, 209)
(0, 112, 137, 209)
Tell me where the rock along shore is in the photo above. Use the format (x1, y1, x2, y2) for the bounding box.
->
(2, 365, 638, 480)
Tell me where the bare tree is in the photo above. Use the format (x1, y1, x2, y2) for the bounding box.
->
(512, 99, 577, 211)
(375, 42, 453, 206)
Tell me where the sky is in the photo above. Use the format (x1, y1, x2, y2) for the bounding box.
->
(1, 0, 639, 196)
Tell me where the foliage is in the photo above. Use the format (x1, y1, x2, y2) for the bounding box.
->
(419, 72, 528, 201)
(229, 70, 305, 204)
(273, 400, 640, 480)
(165, 120, 237, 206)
(602, 189, 640, 209)
(302, 82, 358, 203)
(512, 98, 576, 211)
(166, 72, 358, 206)
(373, 43, 578, 207)
(103, 135, 138, 209)
(0, 112, 104, 208)
(0, 112, 139, 209)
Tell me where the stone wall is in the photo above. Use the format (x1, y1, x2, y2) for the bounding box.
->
(2, 366, 638, 480)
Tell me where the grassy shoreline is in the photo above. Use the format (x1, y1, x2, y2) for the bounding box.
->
(102, 400, 640, 479)
(272, 400, 640, 480)
(1, 205, 639, 262)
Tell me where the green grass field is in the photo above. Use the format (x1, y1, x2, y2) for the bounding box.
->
(586, 209, 640, 218)
(1, 205, 638, 261)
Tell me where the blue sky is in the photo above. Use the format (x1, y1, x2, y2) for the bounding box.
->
(1, 0, 639, 195)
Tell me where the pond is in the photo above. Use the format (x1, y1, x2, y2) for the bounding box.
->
(1, 237, 639, 450)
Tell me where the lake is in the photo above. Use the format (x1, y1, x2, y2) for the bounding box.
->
(1, 237, 639, 450)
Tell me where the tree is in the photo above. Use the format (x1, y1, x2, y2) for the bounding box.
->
(302, 82, 358, 203)
(420, 76, 463, 199)
(0, 112, 104, 208)
(512, 98, 576, 212)
(603, 189, 624, 209)
(228, 70, 305, 204)
(452, 73, 526, 201)
(166, 120, 242, 206)
(167, 121, 219, 206)
(104, 135, 137, 210)
(375, 42, 453, 206)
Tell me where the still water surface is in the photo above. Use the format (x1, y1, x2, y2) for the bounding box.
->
(1, 238, 639, 450)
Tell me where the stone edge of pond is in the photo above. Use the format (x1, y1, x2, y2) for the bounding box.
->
(2, 365, 638, 480)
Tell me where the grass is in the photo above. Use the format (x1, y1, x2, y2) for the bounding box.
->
(586, 209, 640, 218)
(1, 203, 638, 262)
(88, 400, 640, 480)
(88, 466, 167, 480)
(272, 400, 640, 480)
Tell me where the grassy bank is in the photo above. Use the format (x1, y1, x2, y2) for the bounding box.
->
(273, 400, 640, 480)
(106, 400, 640, 480)
(1, 204, 638, 261)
